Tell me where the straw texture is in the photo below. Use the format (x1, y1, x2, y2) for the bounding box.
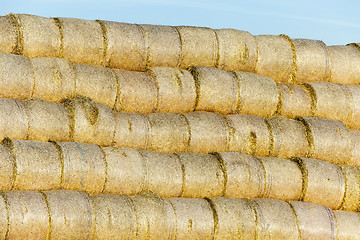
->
(0, 99, 28, 141)
(0, 15, 17, 54)
(349, 129, 360, 167)
(334, 210, 360, 240)
(339, 165, 360, 212)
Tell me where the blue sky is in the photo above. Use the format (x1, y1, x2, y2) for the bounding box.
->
(1, 0, 359, 45)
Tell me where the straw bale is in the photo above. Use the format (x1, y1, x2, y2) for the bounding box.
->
(292, 39, 330, 83)
(233, 71, 279, 117)
(148, 67, 196, 112)
(211, 197, 256, 239)
(0, 15, 17, 54)
(266, 116, 308, 159)
(0, 53, 33, 99)
(114, 69, 157, 113)
(254, 35, 294, 83)
(60, 17, 104, 65)
(345, 85, 360, 130)
(23, 98, 70, 142)
(177, 152, 224, 198)
(349, 129, 360, 167)
(290, 201, 336, 240)
(219, 152, 265, 198)
(0, 144, 13, 190)
(226, 114, 271, 156)
(215, 28, 257, 72)
(147, 113, 189, 153)
(113, 112, 150, 149)
(333, 210, 360, 240)
(339, 165, 360, 212)
(5, 191, 49, 240)
(0, 99, 28, 141)
(57, 142, 105, 193)
(169, 198, 214, 240)
(190, 66, 239, 114)
(252, 199, 300, 240)
(140, 24, 181, 68)
(31, 57, 76, 102)
(91, 194, 136, 240)
(73, 63, 117, 108)
(0, 193, 6, 239)
(277, 83, 312, 119)
(175, 26, 218, 68)
(103, 21, 146, 70)
(45, 190, 94, 240)
(184, 112, 229, 153)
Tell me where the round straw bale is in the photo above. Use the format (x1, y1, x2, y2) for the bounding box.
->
(57, 142, 106, 194)
(147, 67, 196, 112)
(175, 26, 218, 68)
(91, 194, 136, 240)
(215, 28, 257, 72)
(147, 113, 189, 153)
(226, 114, 271, 156)
(0, 53, 33, 99)
(290, 201, 336, 240)
(184, 112, 229, 153)
(45, 190, 94, 240)
(60, 17, 104, 66)
(0, 193, 7, 239)
(0, 99, 28, 141)
(292, 39, 330, 83)
(113, 112, 150, 150)
(266, 116, 308, 159)
(114, 69, 157, 113)
(23, 98, 70, 142)
(5, 191, 49, 240)
(345, 85, 360, 130)
(31, 57, 76, 102)
(73, 63, 117, 108)
(190, 66, 239, 114)
(296, 117, 351, 165)
(0, 15, 17, 54)
(349, 129, 360, 167)
(333, 210, 360, 240)
(233, 71, 279, 117)
(339, 165, 360, 212)
(251, 199, 300, 240)
(168, 198, 214, 240)
(140, 24, 181, 68)
(177, 152, 225, 198)
(277, 83, 312, 119)
(0, 144, 13, 190)
(103, 21, 146, 70)
(211, 197, 256, 239)
(218, 152, 265, 198)
(254, 35, 294, 83)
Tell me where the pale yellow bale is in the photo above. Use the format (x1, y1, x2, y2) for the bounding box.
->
(349, 129, 360, 167)
(339, 165, 360, 212)
(346, 85, 360, 130)
(0, 15, 17, 54)
(0, 193, 7, 239)
(333, 210, 360, 240)
(0, 99, 28, 141)
(0, 144, 13, 190)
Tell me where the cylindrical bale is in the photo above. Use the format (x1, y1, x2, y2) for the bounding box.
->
(254, 35, 294, 83)
(113, 112, 150, 150)
(0, 144, 13, 190)
(169, 198, 214, 240)
(31, 57, 76, 102)
(292, 39, 330, 83)
(23, 98, 70, 142)
(290, 201, 336, 240)
(296, 117, 351, 165)
(349, 130, 360, 167)
(0, 53, 33, 99)
(266, 116, 308, 159)
(177, 152, 224, 198)
(17, 14, 61, 58)
(233, 71, 279, 117)
(6, 191, 49, 240)
(57, 142, 106, 194)
(175, 26, 218, 68)
(219, 152, 265, 198)
(190, 66, 239, 114)
(226, 114, 271, 156)
(45, 190, 94, 240)
(114, 69, 157, 113)
(0, 193, 7, 239)
(130, 193, 176, 240)
(103, 21, 146, 70)
(0, 15, 17, 54)
(339, 165, 360, 212)
(215, 28, 257, 72)
(251, 199, 300, 240)
(59, 17, 104, 66)
(63, 96, 115, 146)
(277, 83, 312, 119)
(91, 194, 136, 240)
(211, 197, 256, 240)
(0, 99, 28, 141)
(147, 113, 189, 153)
(73, 63, 117, 108)
(333, 210, 360, 240)
(345, 85, 360, 130)
(147, 67, 196, 113)
(184, 112, 229, 153)
(140, 24, 181, 68)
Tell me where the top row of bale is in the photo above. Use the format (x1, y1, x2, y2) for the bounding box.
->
(1, 14, 360, 84)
